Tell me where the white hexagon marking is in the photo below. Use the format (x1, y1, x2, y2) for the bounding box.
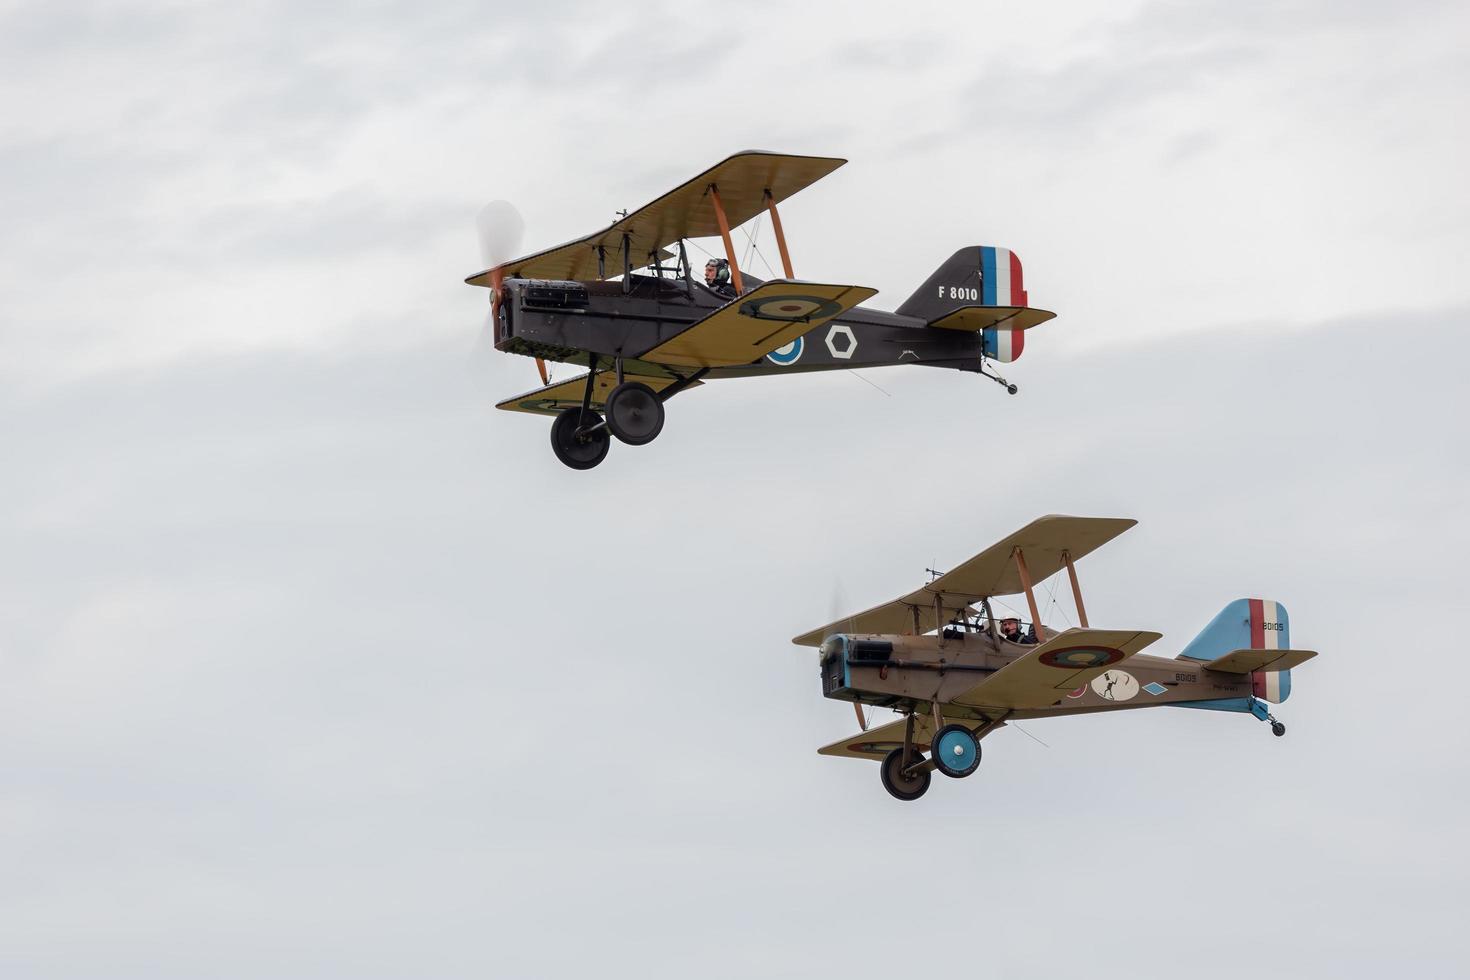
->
(825, 324, 856, 360)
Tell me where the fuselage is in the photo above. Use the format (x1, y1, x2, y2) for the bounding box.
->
(819, 630, 1253, 722)
(493, 273, 988, 379)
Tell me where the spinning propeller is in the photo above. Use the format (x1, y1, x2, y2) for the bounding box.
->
(475, 200, 548, 385)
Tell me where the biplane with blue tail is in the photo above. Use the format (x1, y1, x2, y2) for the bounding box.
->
(466, 151, 1055, 469)
(794, 516, 1319, 801)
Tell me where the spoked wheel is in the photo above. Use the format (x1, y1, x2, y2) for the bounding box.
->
(550, 407, 611, 470)
(879, 747, 931, 802)
(604, 381, 665, 446)
(931, 724, 981, 779)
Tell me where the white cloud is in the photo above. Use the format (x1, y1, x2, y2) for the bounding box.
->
(0, 2, 1466, 975)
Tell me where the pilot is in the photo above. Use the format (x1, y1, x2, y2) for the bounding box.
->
(704, 257, 735, 297)
(999, 617, 1026, 644)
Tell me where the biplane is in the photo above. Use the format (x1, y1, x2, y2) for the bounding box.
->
(793, 516, 1318, 801)
(467, 151, 1055, 469)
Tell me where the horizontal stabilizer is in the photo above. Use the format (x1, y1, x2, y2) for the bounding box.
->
(952, 628, 1162, 710)
(1203, 648, 1317, 674)
(642, 280, 876, 368)
(496, 371, 698, 417)
(929, 305, 1056, 332)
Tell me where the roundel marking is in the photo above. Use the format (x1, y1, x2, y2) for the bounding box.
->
(826, 324, 857, 359)
(1037, 645, 1126, 669)
(767, 336, 804, 366)
(739, 294, 842, 322)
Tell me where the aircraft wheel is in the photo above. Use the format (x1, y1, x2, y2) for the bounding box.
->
(550, 407, 610, 470)
(879, 747, 930, 802)
(931, 724, 981, 778)
(1271, 721, 1286, 737)
(604, 382, 664, 446)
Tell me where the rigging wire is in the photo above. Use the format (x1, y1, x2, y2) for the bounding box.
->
(740, 213, 763, 272)
(1043, 575, 1076, 630)
(1012, 721, 1051, 748)
(846, 369, 892, 397)
(739, 217, 777, 279)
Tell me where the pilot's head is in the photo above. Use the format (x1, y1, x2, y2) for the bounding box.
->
(1000, 617, 1020, 636)
(704, 258, 729, 286)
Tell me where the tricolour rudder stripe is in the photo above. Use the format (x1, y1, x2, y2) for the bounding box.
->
(1009, 249, 1027, 307)
(979, 246, 1023, 307)
(1178, 598, 1291, 662)
(980, 246, 998, 305)
(1251, 666, 1292, 703)
(983, 327, 1025, 363)
(1185, 598, 1294, 704)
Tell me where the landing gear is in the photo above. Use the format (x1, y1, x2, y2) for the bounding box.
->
(605, 381, 665, 446)
(980, 362, 1018, 395)
(1250, 697, 1288, 737)
(545, 357, 707, 470)
(880, 747, 931, 801)
(550, 407, 610, 470)
(931, 724, 981, 778)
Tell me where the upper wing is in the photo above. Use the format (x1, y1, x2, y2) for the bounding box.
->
(642, 281, 877, 368)
(495, 371, 699, 417)
(791, 515, 1135, 647)
(792, 595, 975, 648)
(924, 515, 1136, 600)
(950, 628, 1162, 710)
(1202, 648, 1318, 673)
(466, 151, 846, 286)
(929, 306, 1057, 331)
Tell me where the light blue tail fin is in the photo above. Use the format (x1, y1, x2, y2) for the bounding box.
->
(1178, 598, 1293, 703)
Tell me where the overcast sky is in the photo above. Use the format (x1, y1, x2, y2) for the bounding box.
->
(2, 1, 1467, 977)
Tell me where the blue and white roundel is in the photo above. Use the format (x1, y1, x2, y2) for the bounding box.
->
(767, 337, 803, 366)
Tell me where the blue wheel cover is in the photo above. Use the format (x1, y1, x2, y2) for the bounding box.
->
(936, 729, 977, 770)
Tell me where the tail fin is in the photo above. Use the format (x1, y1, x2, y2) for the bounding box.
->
(1178, 599, 1295, 703)
(895, 246, 1052, 363)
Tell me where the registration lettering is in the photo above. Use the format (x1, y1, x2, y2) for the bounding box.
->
(938, 285, 980, 302)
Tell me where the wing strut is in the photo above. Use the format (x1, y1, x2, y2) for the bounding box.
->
(1013, 547, 1046, 644)
(1062, 550, 1089, 627)
(763, 189, 795, 278)
(708, 183, 744, 293)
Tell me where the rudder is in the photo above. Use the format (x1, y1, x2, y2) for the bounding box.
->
(895, 246, 1040, 363)
(1178, 598, 1294, 703)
